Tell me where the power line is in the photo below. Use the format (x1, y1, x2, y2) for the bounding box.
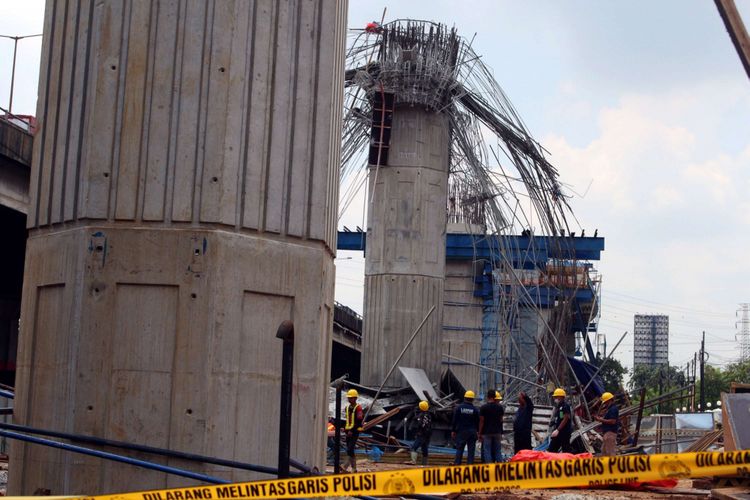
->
(602, 290, 731, 317)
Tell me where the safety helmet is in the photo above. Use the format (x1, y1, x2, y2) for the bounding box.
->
(464, 390, 475, 400)
(419, 400, 429, 411)
(601, 392, 614, 403)
(552, 388, 566, 398)
(346, 389, 359, 398)
(495, 391, 502, 401)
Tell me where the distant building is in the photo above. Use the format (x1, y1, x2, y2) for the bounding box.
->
(633, 314, 669, 367)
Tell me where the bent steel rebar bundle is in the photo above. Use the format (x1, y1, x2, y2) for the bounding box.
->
(340, 20, 593, 401)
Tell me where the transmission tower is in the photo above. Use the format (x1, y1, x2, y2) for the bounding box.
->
(737, 303, 750, 362)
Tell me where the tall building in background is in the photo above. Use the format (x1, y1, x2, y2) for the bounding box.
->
(633, 314, 669, 367)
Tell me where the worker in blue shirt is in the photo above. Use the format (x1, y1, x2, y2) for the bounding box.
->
(595, 392, 619, 456)
(452, 390, 479, 464)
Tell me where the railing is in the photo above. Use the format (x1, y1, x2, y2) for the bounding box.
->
(0, 105, 35, 133)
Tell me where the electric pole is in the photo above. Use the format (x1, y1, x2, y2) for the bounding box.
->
(691, 353, 697, 411)
(700, 331, 706, 412)
(0, 33, 43, 114)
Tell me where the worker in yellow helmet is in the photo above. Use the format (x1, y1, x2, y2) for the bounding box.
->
(342, 388, 364, 472)
(549, 388, 572, 453)
(410, 400, 433, 465)
(595, 392, 619, 456)
(451, 390, 479, 465)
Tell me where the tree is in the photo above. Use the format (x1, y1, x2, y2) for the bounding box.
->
(700, 364, 728, 408)
(628, 364, 688, 415)
(698, 359, 750, 408)
(597, 357, 627, 392)
(723, 359, 750, 385)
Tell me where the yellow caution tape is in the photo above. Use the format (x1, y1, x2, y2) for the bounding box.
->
(80, 450, 750, 500)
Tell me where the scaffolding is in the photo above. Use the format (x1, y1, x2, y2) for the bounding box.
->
(341, 19, 599, 402)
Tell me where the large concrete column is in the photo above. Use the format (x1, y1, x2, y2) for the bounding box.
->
(11, 0, 346, 494)
(361, 108, 449, 388)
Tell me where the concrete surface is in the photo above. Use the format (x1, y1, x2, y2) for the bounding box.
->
(11, 0, 346, 494)
(361, 108, 449, 388)
(442, 260, 483, 391)
(0, 119, 32, 214)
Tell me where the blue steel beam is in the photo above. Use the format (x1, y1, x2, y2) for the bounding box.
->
(337, 231, 604, 263)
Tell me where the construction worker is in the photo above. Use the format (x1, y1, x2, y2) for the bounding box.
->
(326, 417, 336, 449)
(548, 388, 572, 453)
(343, 389, 364, 472)
(513, 391, 535, 454)
(595, 392, 619, 456)
(479, 390, 504, 463)
(452, 390, 479, 465)
(410, 400, 433, 466)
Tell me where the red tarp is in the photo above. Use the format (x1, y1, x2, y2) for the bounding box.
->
(509, 450, 677, 490)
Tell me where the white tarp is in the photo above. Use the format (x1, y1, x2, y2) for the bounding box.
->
(675, 412, 713, 452)
(398, 366, 440, 402)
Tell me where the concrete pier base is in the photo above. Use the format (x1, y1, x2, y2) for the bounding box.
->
(15, 226, 333, 491)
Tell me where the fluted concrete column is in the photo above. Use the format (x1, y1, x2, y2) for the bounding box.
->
(361, 108, 449, 388)
(11, 0, 346, 494)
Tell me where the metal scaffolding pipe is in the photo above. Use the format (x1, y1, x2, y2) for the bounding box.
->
(0, 422, 295, 476)
(0, 429, 229, 484)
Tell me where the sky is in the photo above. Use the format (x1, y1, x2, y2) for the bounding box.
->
(2, 1, 749, 377)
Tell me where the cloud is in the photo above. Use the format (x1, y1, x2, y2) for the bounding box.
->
(542, 78, 750, 369)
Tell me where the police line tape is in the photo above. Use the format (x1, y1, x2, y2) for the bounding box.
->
(81, 450, 750, 500)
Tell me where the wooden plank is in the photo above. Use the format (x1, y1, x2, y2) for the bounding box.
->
(710, 487, 750, 500)
(361, 407, 400, 432)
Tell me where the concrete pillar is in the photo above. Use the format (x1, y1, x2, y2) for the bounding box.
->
(11, 0, 346, 494)
(361, 108, 449, 388)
